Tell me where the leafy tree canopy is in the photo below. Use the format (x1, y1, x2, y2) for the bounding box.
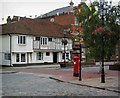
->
(76, 2, 120, 60)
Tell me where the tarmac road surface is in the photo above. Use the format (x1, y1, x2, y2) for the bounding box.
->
(1, 72, 119, 96)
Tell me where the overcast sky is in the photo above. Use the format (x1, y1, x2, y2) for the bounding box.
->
(0, 0, 119, 24)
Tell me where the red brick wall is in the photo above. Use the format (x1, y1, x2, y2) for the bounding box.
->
(41, 14, 74, 26)
(54, 14, 74, 26)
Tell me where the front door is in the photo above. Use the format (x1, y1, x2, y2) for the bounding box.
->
(27, 52, 32, 64)
(53, 52, 57, 63)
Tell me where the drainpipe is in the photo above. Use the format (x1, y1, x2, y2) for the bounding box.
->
(9, 34, 12, 66)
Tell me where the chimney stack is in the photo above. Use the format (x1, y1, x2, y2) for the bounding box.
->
(7, 16, 12, 23)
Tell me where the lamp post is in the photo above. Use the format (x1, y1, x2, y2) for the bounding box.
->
(116, 2, 120, 63)
(101, 0, 105, 83)
(99, 0, 112, 83)
(78, 24, 82, 81)
(79, 38, 82, 81)
(63, 31, 66, 67)
(62, 29, 70, 67)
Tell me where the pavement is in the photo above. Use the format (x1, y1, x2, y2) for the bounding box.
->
(1, 64, 120, 93)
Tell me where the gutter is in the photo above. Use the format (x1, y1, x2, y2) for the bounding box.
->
(9, 34, 12, 66)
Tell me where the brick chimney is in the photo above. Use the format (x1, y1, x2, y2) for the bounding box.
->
(6, 16, 12, 23)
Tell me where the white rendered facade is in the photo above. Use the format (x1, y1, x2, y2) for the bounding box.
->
(1, 34, 72, 66)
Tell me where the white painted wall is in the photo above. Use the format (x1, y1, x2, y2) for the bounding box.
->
(32, 52, 44, 63)
(32, 52, 53, 63)
(0, 35, 2, 65)
(2, 35, 10, 53)
(0, 53, 2, 65)
(2, 53, 10, 66)
(2, 35, 10, 65)
(27, 53, 32, 63)
(33, 37, 72, 50)
(67, 39, 73, 50)
(44, 52, 53, 63)
(58, 52, 62, 62)
(12, 53, 16, 65)
(12, 35, 33, 53)
(1, 34, 73, 66)
(0, 35, 2, 52)
(2, 34, 33, 65)
(12, 53, 27, 64)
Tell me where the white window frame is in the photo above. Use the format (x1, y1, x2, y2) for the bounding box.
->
(21, 53, 26, 62)
(37, 52, 43, 60)
(16, 53, 19, 62)
(66, 53, 69, 60)
(40, 37, 47, 45)
(4, 53, 11, 60)
(16, 53, 26, 62)
(18, 35, 26, 44)
(62, 53, 69, 60)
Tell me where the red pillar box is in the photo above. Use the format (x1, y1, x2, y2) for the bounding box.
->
(73, 56, 79, 77)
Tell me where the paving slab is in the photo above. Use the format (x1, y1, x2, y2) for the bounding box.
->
(70, 77, 119, 92)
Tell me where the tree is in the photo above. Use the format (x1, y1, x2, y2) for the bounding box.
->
(76, 2, 119, 61)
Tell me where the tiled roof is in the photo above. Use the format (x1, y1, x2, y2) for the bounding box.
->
(37, 6, 75, 18)
(1, 18, 71, 38)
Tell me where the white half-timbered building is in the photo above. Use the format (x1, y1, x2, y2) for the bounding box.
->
(0, 17, 72, 66)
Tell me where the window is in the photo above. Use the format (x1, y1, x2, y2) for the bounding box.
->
(21, 53, 25, 62)
(40, 37, 47, 45)
(41, 38, 42, 44)
(5, 53, 11, 60)
(18, 36, 26, 44)
(37, 52, 43, 60)
(35, 37, 40, 41)
(66, 53, 69, 60)
(16, 54, 19, 62)
(45, 38, 47, 44)
(50, 18, 55, 22)
(62, 53, 69, 60)
(48, 38, 52, 42)
(62, 53, 65, 59)
(46, 52, 50, 56)
(16, 53, 26, 62)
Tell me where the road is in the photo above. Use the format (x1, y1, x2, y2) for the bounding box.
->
(1, 71, 119, 96)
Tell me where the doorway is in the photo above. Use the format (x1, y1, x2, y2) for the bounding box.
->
(53, 52, 57, 63)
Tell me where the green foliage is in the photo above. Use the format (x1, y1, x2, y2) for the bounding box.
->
(76, 2, 119, 61)
(76, 3, 90, 24)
